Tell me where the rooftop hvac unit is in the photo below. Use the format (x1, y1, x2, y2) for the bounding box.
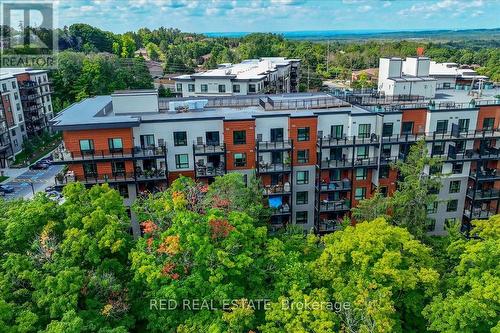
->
(168, 99, 208, 113)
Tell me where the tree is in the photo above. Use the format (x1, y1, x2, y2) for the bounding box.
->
(145, 42, 161, 61)
(351, 190, 390, 222)
(423, 215, 500, 332)
(390, 139, 443, 238)
(121, 34, 136, 58)
(314, 218, 440, 333)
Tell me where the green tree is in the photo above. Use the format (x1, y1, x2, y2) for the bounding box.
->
(121, 34, 136, 58)
(423, 215, 500, 333)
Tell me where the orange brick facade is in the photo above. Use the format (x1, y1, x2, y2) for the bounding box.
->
(224, 119, 256, 170)
(288, 116, 318, 166)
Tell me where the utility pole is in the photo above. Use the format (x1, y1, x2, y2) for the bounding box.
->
(326, 40, 330, 74)
(307, 64, 310, 91)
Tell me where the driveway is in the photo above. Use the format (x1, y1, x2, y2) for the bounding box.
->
(1, 164, 64, 200)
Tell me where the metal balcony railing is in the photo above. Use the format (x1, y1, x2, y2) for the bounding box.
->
(469, 169, 498, 181)
(318, 134, 379, 147)
(466, 188, 500, 200)
(319, 157, 379, 169)
(258, 162, 292, 173)
(54, 170, 167, 186)
(318, 179, 351, 192)
(257, 140, 293, 151)
(464, 209, 495, 219)
(262, 183, 292, 195)
(270, 205, 291, 216)
(316, 219, 343, 232)
(193, 143, 224, 155)
(195, 163, 225, 178)
(318, 200, 350, 212)
(52, 146, 166, 163)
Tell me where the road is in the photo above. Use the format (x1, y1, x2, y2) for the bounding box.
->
(2, 164, 64, 200)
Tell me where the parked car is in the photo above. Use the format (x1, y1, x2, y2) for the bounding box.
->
(45, 185, 56, 193)
(0, 184, 15, 193)
(46, 191, 62, 201)
(30, 161, 50, 170)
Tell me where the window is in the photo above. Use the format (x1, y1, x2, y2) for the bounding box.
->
(20, 125, 24, 132)
(297, 149, 309, 164)
(401, 121, 414, 135)
(218, 84, 226, 93)
(379, 165, 390, 179)
(355, 187, 366, 200)
(296, 171, 309, 184)
(432, 142, 445, 155)
(458, 119, 470, 133)
(449, 180, 461, 193)
(329, 169, 341, 181)
(447, 200, 458, 212)
(271, 151, 283, 164)
(331, 125, 343, 138)
(427, 202, 438, 214)
(176, 83, 182, 92)
(201, 84, 208, 92)
(296, 211, 308, 224)
(270, 128, 284, 142)
(357, 146, 368, 158)
(330, 147, 342, 161)
(454, 140, 465, 154)
(83, 163, 97, 178)
(1, 83, 6, 92)
(111, 161, 125, 176)
(108, 138, 123, 152)
(14, 92, 18, 100)
(175, 154, 189, 169)
(427, 219, 436, 232)
(206, 131, 220, 145)
(233, 130, 246, 145)
(430, 165, 442, 176)
(233, 84, 240, 93)
(482, 117, 495, 131)
(296, 191, 308, 205)
(382, 144, 391, 158)
(271, 174, 283, 185)
(355, 168, 367, 180)
(11, 81, 16, 89)
(452, 163, 463, 174)
(116, 184, 129, 198)
(79, 139, 94, 153)
(358, 124, 371, 138)
(140, 134, 155, 148)
(234, 153, 246, 167)
(435, 120, 448, 134)
(297, 127, 310, 141)
(382, 123, 393, 137)
(248, 84, 256, 93)
(379, 186, 388, 197)
(173, 131, 187, 146)
(188, 84, 195, 92)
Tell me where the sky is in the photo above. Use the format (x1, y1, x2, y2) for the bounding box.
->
(53, 0, 500, 33)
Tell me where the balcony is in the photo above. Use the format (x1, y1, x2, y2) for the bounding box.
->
(319, 157, 378, 169)
(258, 162, 292, 174)
(448, 148, 500, 161)
(316, 219, 343, 233)
(466, 188, 500, 200)
(54, 170, 167, 186)
(52, 146, 167, 164)
(193, 143, 225, 155)
(469, 169, 499, 181)
(463, 209, 496, 220)
(318, 179, 351, 192)
(318, 200, 350, 212)
(257, 140, 293, 151)
(318, 134, 379, 148)
(262, 183, 291, 196)
(270, 205, 291, 216)
(195, 162, 225, 178)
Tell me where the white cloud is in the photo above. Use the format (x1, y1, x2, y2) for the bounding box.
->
(80, 5, 95, 12)
(383, 1, 391, 8)
(398, 0, 484, 17)
(358, 5, 372, 12)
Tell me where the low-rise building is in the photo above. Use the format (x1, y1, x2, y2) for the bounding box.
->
(50, 80, 499, 237)
(174, 57, 301, 97)
(0, 68, 54, 167)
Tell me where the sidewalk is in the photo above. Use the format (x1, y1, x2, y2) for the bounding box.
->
(0, 167, 29, 184)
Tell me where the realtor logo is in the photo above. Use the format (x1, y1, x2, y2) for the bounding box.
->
(1, 0, 58, 68)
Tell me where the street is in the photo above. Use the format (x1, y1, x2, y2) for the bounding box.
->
(1, 164, 64, 200)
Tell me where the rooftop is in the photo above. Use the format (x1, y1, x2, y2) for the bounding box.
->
(0, 67, 48, 80)
(175, 57, 299, 81)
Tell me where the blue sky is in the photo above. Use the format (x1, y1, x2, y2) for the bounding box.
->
(55, 0, 500, 33)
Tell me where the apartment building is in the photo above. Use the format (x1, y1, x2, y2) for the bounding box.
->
(429, 61, 490, 90)
(0, 68, 54, 167)
(174, 57, 301, 97)
(50, 82, 499, 237)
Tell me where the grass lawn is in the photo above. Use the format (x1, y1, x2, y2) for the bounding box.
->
(0, 176, 8, 183)
(12, 135, 61, 167)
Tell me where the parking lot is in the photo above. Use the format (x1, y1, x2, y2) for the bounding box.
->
(1, 164, 64, 200)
